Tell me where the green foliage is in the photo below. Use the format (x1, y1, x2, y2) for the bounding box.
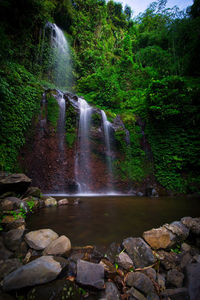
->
(0, 62, 42, 171)
(46, 93, 59, 128)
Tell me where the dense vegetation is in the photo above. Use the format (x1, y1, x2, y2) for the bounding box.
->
(0, 0, 199, 193)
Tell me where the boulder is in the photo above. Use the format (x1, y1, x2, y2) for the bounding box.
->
(43, 235, 71, 256)
(76, 259, 104, 289)
(125, 271, 154, 296)
(167, 269, 184, 288)
(44, 197, 57, 207)
(0, 259, 22, 280)
(144, 268, 157, 281)
(4, 228, 25, 251)
(106, 242, 121, 264)
(0, 173, 31, 194)
(25, 229, 58, 250)
(3, 256, 62, 291)
(115, 252, 133, 270)
(143, 226, 176, 250)
(122, 237, 156, 268)
(58, 198, 69, 206)
(185, 263, 200, 300)
(0, 237, 13, 260)
(164, 221, 189, 241)
(104, 282, 120, 300)
(181, 217, 200, 235)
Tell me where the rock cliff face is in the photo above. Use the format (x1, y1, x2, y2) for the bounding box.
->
(19, 90, 131, 194)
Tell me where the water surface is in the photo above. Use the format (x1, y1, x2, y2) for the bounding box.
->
(28, 196, 200, 247)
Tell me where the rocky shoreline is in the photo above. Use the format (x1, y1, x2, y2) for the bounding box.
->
(0, 173, 200, 300)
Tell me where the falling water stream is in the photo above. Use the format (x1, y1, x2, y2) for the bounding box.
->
(75, 98, 93, 193)
(101, 110, 114, 190)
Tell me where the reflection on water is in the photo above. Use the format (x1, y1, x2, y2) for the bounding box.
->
(27, 196, 200, 247)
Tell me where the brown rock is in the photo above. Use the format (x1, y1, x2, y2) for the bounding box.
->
(143, 226, 176, 250)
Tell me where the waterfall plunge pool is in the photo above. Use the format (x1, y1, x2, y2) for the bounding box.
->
(27, 195, 200, 247)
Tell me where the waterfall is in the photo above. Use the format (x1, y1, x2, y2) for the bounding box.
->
(101, 110, 114, 190)
(45, 23, 72, 89)
(75, 98, 93, 193)
(56, 91, 66, 155)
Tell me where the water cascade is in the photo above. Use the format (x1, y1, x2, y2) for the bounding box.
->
(75, 98, 93, 193)
(45, 23, 72, 89)
(101, 110, 114, 190)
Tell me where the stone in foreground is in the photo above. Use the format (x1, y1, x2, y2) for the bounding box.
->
(43, 235, 71, 256)
(76, 260, 104, 289)
(115, 252, 133, 270)
(125, 271, 154, 296)
(3, 256, 62, 291)
(25, 229, 58, 250)
(4, 229, 25, 251)
(0, 259, 22, 281)
(122, 237, 156, 268)
(143, 226, 176, 250)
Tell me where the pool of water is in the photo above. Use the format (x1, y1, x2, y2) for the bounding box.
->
(27, 196, 200, 247)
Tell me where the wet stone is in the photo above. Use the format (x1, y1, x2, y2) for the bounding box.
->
(3, 256, 62, 291)
(115, 251, 133, 270)
(181, 217, 200, 235)
(125, 271, 154, 296)
(122, 237, 156, 268)
(76, 260, 104, 289)
(43, 235, 71, 256)
(25, 229, 58, 250)
(104, 282, 120, 300)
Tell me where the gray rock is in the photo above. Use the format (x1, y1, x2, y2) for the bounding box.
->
(104, 282, 120, 300)
(123, 237, 156, 268)
(125, 271, 154, 295)
(165, 221, 189, 241)
(143, 226, 176, 250)
(0, 237, 13, 260)
(181, 217, 200, 235)
(0, 173, 31, 194)
(0, 259, 22, 280)
(58, 198, 69, 206)
(25, 229, 58, 250)
(106, 242, 121, 264)
(116, 252, 133, 270)
(161, 288, 189, 300)
(76, 259, 104, 289)
(167, 269, 184, 288)
(44, 197, 57, 207)
(43, 235, 71, 256)
(185, 263, 200, 300)
(144, 268, 157, 281)
(4, 228, 24, 251)
(3, 256, 62, 291)
(127, 287, 146, 300)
